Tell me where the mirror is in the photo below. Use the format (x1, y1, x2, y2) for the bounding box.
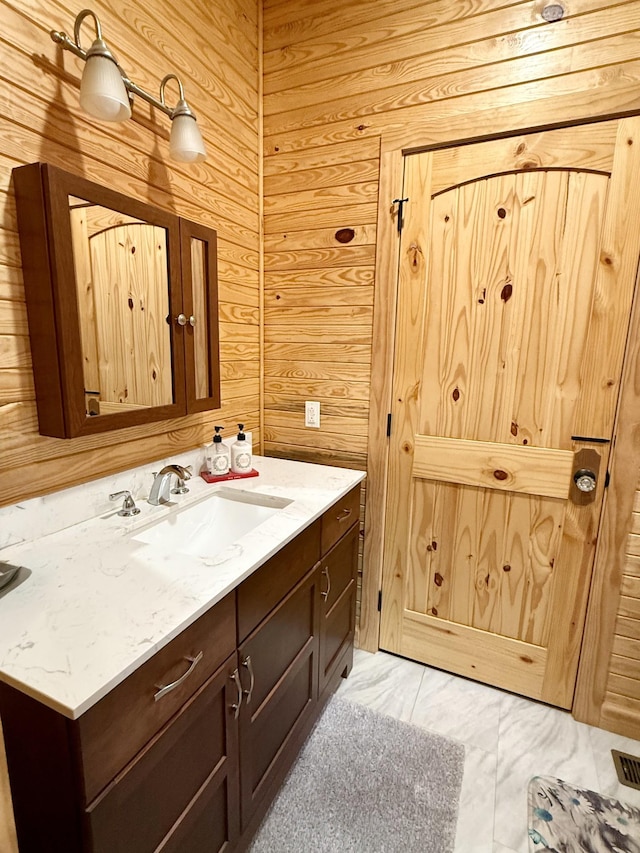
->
(13, 163, 220, 438)
(68, 197, 174, 416)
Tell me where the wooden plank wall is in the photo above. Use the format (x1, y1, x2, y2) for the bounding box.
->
(597, 493, 640, 736)
(0, 0, 261, 508)
(262, 0, 640, 709)
(262, 0, 640, 459)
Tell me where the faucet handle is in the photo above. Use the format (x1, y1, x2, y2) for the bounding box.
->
(109, 490, 141, 517)
(171, 464, 193, 495)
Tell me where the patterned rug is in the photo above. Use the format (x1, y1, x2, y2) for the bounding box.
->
(528, 775, 640, 852)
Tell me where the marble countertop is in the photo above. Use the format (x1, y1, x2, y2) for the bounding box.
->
(0, 456, 364, 719)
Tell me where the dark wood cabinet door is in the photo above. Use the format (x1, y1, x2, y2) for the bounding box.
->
(85, 654, 240, 853)
(237, 565, 321, 831)
(319, 523, 359, 696)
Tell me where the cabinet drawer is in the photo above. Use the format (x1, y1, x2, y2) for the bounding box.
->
(237, 520, 320, 643)
(86, 656, 239, 853)
(77, 591, 236, 802)
(321, 485, 360, 554)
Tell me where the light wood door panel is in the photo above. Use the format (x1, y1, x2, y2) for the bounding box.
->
(380, 119, 640, 708)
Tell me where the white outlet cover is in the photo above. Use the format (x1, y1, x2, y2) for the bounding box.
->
(305, 401, 320, 428)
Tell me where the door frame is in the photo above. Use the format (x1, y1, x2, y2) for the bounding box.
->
(360, 106, 640, 723)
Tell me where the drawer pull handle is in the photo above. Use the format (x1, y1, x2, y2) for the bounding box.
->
(337, 508, 352, 523)
(241, 655, 255, 704)
(230, 668, 243, 719)
(321, 566, 331, 601)
(154, 651, 203, 702)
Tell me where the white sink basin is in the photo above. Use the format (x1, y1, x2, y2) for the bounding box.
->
(132, 488, 292, 559)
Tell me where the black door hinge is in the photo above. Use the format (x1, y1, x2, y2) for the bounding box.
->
(386, 413, 392, 437)
(377, 590, 382, 611)
(392, 197, 409, 233)
(605, 470, 611, 488)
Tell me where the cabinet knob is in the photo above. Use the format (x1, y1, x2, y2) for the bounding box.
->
(176, 313, 188, 326)
(189, 315, 196, 326)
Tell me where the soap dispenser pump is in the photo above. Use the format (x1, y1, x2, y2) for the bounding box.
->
(206, 425, 230, 476)
(231, 423, 252, 474)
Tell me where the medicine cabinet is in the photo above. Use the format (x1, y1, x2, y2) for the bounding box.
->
(13, 162, 220, 438)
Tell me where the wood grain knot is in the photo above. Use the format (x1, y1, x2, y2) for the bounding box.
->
(501, 283, 513, 302)
(510, 421, 518, 436)
(431, 607, 438, 616)
(515, 142, 526, 155)
(409, 243, 423, 268)
(335, 228, 355, 244)
(493, 469, 508, 481)
(497, 207, 507, 219)
(402, 442, 412, 453)
(131, 245, 136, 254)
(503, 564, 511, 572)
(128, 297, 134, 310)
(452, 388, 460, 401)
(520, 655, 534, 664)
(434, 573, 443, 587)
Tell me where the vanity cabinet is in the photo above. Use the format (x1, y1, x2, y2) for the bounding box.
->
(0, 486, 361, 853)
(236, 522, 322, 835)
(319, 523, 359, 697)
(12, 162, 220, 438)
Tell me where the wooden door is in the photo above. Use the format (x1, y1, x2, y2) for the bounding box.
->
(380, 118, 640, 709)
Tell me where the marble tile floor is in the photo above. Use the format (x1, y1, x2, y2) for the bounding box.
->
(336, 649, 640, 853)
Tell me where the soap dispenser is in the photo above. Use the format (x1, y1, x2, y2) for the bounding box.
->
(231, 423, 252, 474)
(206, 425, 230, 476)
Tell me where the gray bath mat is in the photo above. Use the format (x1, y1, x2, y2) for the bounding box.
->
(249, 695, 465, 853)
(528, 775, 640, 852)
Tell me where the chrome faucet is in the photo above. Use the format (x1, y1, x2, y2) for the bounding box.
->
(148, 464, 192, 506)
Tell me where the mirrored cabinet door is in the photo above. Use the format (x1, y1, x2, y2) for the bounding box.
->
(13, 163, 220, 438)
(180, 219, 221, 413)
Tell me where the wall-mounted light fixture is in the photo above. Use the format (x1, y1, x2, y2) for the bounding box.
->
(50, 9, 207, 163)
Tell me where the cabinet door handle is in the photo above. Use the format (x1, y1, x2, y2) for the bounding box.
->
(241, 655, 255, 704)
(189, 315, 196, 326)
(230, 668, 243, 719)
(321, 566, 331, 601)
(337, 508, 352, 523)
(176, 313, 188, 326)
(154, 651, 203, 702)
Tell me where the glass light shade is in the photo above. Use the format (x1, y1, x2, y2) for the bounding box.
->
(79, 52, 131, 122)
(170, 114, 206, 163)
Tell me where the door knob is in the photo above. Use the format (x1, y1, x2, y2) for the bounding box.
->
(574, 468, 597, 493)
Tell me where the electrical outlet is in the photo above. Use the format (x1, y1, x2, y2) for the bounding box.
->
(305, 400, 320, 428)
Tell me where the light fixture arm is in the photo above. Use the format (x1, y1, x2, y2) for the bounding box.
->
(51, 11, 186, 119)
(73, 9, 102, 50)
